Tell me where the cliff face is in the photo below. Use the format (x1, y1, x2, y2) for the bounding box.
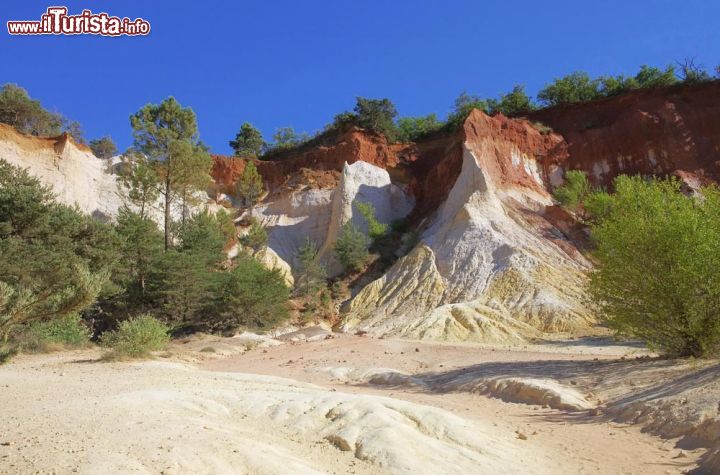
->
(341, 111, 593, 341)
(5, 82, 720, 343)
(529, 81, 720, 188)
(211, 129, 414, 197)
(0, 124, 123, 219)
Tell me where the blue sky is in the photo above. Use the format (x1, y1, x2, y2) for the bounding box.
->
(1, 1, 718, 154)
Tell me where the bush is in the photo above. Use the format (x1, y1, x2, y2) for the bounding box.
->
(208, 255, 290, 331)
(334, 222, 370, 272)
(396, 114, 444, 142)
(240, 218, 268, 251)
(0, 159, 117, 343)
(487, 85, 537, 116)
(355, 201, 388, 242)
(0, 83, 63, 136)
(553, 170, 592, 211)
(353, 97, 399, 140)
(589, 175, 720, 357)
(538, 72, 602, 106)
(89, 136, 118, 159)
(14, 314, 89, 353)
(295, 238, 327, 297)
(100, 314, 169, 359)
(235, 162, 265, 208)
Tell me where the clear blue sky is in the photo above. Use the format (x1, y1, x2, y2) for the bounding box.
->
(1, 1, 718, 155)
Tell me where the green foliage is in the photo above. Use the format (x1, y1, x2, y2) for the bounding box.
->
(538, 72, 603, 106)
(600, 65, 678, 96)
(235, 162, 265, 208)
(634, 64, 679, 88)
(0, 347, 17, 365)
(130, 97, 212, 250)
(15, 314, 89, 353)
(89, 136, 118, 159)
(241, 218, 268, 251)
(100, 314, 169, 359)
(396, 114, 443, 142)
(230, 122, 264, 157)
(353, 97, 399, 140)
(0, 83, 63, 136)
(265, 127, 311, 153)
(334, 222, 370, 273)
(208, 254, 290, 331)
(583, 190, 614, 221)
(487, 85, 537, 116)
(446, 92, 490, 129)
(355, 201, 388, 242)
(677, 58, 712, 84)
(113, 209, 165, 307)
(553, 170, 592, 211)
(295, 238, 327, 297)
(146, 211, 228, 327)
(118, 150, 160, 220)
(589, 176, 720, 357)
(0, 159, 117, 343)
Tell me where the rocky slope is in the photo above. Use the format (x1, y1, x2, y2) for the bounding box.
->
(341, 111, 592, 341)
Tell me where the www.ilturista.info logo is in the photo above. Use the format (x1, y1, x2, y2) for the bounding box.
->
(7, 7, 150, 36)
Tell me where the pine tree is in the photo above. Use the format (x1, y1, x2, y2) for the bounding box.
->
(235, 162, 265, 208)
(334, 222, 370, 272)
(229, 122, 264, 157)
(119, 150, 160, 220)
(130, 97, 212, 250)
(296, 238, 326, 297)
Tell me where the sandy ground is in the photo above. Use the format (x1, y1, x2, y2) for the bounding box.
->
(203, 334, 716, 474)
(0, 333, 717, 474)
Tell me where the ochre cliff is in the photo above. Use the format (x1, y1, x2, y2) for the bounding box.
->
(529, 81, 720, 188)
(211, 129, 414, 197)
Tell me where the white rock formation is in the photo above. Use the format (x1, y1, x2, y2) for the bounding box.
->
(250, 161, 414, 278)
(317, 160, 414, 275)
(342, 143, 594, 342)
(0, 125, 123, 219)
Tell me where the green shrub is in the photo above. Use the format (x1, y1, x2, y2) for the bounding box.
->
(396, 114, 444, 142)
(208, 255, 290, 331)
(89, 136, 118, 159)
(487, 85, 537, 116)
(100, 314, 169, 359)
(537, 72, 603, 106)
(0, 347, 17, 365)
(295, 238, 327, 297)
(583, 190, 614, 221)
(355, 201, 388, 242)
(334, 222, 370, 272)
(0, 159, 116, 343)
(235, 162, 265, 208)
(241, 218, 268, 251)
(589, 175, 720, 357)
(16, 314, 89, 352)
(553, 170, 592, 211)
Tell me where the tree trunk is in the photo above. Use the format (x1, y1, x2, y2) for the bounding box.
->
(164, 176, 172, 251)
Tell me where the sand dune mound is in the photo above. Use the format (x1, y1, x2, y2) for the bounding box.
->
(0, 353, 554, 474)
